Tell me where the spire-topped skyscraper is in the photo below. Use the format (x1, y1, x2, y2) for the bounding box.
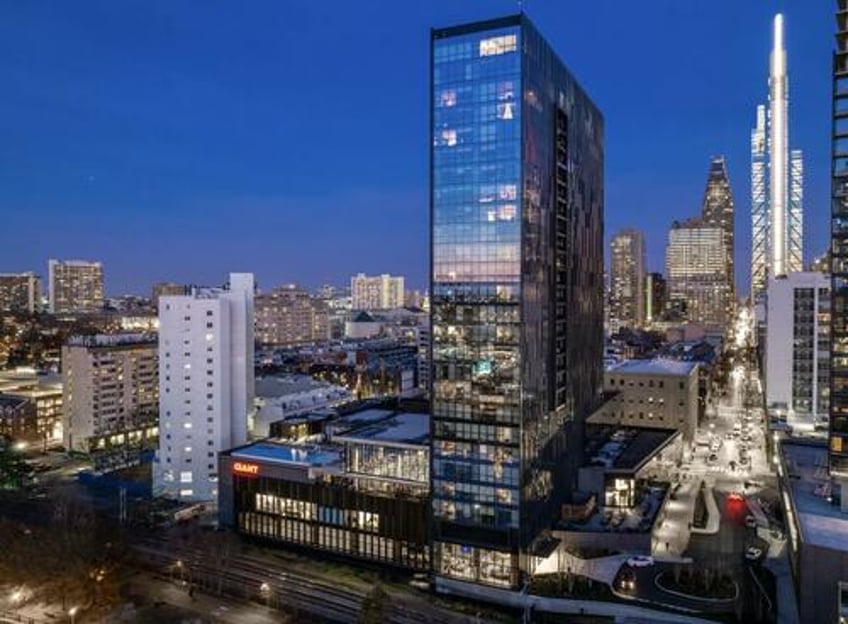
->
(750, 13, 804, 300)
(701, 155, 735, 299)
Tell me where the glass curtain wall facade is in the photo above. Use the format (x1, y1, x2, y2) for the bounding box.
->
(430, 14, 603, 589)
(830, 0, 848, 472)
(751, 106, 769, 300)
(700, 156, 736, 308)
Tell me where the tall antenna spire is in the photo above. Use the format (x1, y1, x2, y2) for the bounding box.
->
(769, 12, 788, 278)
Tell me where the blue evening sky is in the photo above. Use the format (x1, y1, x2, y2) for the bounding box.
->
(0, 1, 833, 295)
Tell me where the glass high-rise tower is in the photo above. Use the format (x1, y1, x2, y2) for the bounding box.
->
(830, 0, 848, 473)
(430, 14, 603, 589)
(609, 229, 646, 333)
(751, 14, 804, 301)
(701, 156, 735, 300)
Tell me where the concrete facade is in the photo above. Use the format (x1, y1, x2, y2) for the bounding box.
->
(593, 360, 700, 441)
(154, 273, 255, 502)
(48, 259, 104, 314)
(62, 334, 158, 453)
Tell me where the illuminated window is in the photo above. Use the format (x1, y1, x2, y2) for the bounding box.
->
(497, 205, 516, 221)
(180, 471, 193, 483)
(442, 129, 457, 147)
(179, 489, 193, 497)
(440, 90, 457, 107)
(479, 35, 517, 57)
(497, 102, 514, 120)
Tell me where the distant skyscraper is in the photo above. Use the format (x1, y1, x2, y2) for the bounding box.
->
(751, 14, 804, 300)
(645, 272, 667, 324)
(350, 273, 405, 310)
(609, 229, 645, 332)
(431, 14, 603, 589)
(48, 259, 104, 314)
(830, 1, 848, 472)
(153, 273, 255, 502)
(700, 156, 735, 300)
(666, 219, 730, 329)
(0, 272, 40, 313)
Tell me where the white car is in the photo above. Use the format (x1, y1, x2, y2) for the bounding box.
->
(745, 547, 763, 561)
(626, 555, 654, 568)
(746, 515, 758, 529)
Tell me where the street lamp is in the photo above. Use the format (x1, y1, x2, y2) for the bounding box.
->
(68, 606, 78, 624)
(173, 559, 185, 584)
(260, 581, 271, 607)
(9, 588, 24, 606)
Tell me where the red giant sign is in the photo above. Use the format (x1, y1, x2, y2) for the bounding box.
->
(233, 461, 260, 477)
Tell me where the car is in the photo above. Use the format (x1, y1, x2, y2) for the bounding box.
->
(618, 569, 636, 592)
(745, 546, 763, 561)
(626, 555, 654, 568)
(727, 491, 745, 503)
(746, 515, 758, 529)
(739, 456, 750, 466)
(707, 453, 719, 463)
(725, 432, 734, 440)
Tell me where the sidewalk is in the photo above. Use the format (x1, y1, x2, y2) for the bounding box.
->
(691, 481, 720, 536)
(764, 545, 799, 624)
(653, 480, 697, 557)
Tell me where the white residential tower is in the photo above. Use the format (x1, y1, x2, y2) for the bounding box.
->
(153, 273, 255, 502)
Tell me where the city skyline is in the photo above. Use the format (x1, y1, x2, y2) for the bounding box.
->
(0, 2, 832, 295)
(0, 5, 843, 622)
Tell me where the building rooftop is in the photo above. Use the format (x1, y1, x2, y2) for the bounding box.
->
(66, 333, 156, 349)
(607, 358, 698, 377)
(351, 311, 377, 323)
(585, 426, 679, 472)
(335, 412, 429, 447)
(0, 394, 28, 410)
(255, 374, 333, 398)
(327, 407, 395, 435)
(230, 441, 342, 468)
(0, 369, 62, 394)
(781, 441, 848, 551)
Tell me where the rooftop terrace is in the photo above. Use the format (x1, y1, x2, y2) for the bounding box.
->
(230, 441, 342, 468)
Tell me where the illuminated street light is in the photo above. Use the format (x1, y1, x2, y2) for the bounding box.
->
(68, 606, 79, 624)
(10, 588, 24, 604)
(260, 581, 271, 606)
(13, 441, 26, 452)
